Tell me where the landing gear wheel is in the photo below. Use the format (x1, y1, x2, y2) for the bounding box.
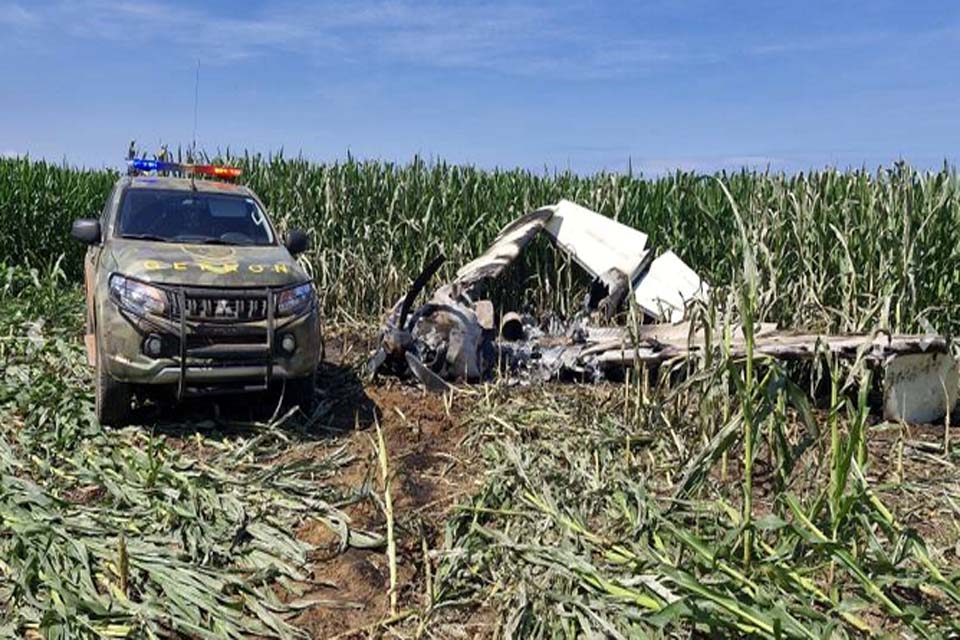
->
(284, 373, 316, 416)
(95, 342, 132, 427)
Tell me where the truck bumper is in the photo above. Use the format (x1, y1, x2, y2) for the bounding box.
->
(98, 296, 320, 392)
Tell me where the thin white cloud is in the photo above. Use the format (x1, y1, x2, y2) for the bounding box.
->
(51, 1, 317, 58)
(0, 3, 37, 26)
(7, 2, 955, 80)
(1, 150, 23, 159)
(748, 31, 889, 56)
(5, 1, 700, 77)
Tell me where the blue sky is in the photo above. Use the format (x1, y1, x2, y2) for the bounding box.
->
(1, 1, 958, 175)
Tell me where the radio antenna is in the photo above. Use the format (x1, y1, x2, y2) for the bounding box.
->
(191, 59, 200, 162)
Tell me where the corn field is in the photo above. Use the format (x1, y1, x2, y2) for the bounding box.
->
(2, 155, 960, 638)
(3, 156, 960, 332)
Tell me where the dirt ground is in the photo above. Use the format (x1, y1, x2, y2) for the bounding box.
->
(287, 332, 486, 638)
(290, 384, 480, 637)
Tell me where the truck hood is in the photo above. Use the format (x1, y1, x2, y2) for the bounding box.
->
(106, 239, 309, 288)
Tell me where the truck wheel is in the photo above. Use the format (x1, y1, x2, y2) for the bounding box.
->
(284, 373, 316, 415)
(95, 345, 132, 427)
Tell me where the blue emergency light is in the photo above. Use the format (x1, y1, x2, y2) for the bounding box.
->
(128, 158, 180, 173)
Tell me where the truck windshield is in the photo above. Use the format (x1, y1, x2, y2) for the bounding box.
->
(117, 189, 275, 246)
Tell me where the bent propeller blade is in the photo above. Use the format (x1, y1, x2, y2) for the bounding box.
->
(404, 351, 451, 393)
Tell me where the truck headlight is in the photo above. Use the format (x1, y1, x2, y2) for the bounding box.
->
(277, 282, 314, 317)
(109, 274, 168, 316)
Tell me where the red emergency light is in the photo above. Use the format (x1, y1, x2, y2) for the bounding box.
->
(192, 164, 243, 179)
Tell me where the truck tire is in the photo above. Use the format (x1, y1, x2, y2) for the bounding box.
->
(284, 373, 316, 415)
(95, 343, 132, 427)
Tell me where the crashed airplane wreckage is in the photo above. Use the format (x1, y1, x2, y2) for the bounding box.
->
(369, 200, 959, 423)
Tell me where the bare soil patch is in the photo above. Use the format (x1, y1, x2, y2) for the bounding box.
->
(291, 381, 482, 638)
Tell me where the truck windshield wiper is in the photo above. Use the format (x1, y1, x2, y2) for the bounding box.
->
(200, 237, 253, 246)
(168, 235, 236, 245)
(120, 233, 169, 242)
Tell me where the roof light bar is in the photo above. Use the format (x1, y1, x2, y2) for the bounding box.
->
(127, 158, 242, 179)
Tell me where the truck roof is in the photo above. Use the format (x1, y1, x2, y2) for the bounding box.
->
(120, 175, 256, 197)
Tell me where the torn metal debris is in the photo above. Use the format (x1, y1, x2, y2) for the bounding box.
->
(369, 200, 958, 423)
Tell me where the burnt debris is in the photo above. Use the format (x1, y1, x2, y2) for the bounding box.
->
(368, 200, 958, 423)
(367, 200, 707, 387)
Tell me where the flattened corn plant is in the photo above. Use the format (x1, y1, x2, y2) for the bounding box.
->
(432, 361, 960, 638)
(0, 264, 380, 638)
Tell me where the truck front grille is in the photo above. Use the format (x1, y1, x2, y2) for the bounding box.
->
(169, 290, 269, 322)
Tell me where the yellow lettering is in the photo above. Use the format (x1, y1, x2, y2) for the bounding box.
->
(173, 262, 188, 271)
(198, 262, 239, 275)
(248, 264, 264, 273)
(143, 260, 167, 271)
(273, 263, 289, 274)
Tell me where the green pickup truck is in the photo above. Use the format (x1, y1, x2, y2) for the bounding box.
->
(71, 167, 320, 425)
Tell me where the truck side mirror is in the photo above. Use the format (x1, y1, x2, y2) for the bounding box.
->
(284, 229, 309, 256)
(71, 219, 101, 245)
